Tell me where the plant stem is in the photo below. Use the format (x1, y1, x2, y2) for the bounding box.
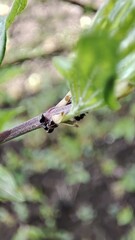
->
(0, 82, 134, 144)
(0, 104, 71, 144)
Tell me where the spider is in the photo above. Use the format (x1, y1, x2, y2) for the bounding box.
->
(74, 113, 86, 121)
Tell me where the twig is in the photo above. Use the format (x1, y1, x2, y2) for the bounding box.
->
(0, 82, 134, 144)
(61, 0, 97, 13)
(2, 47, 65, 68)
(0, 103, 72, 144)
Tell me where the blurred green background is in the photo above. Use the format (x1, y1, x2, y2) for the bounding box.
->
(0, 0, 135, 239)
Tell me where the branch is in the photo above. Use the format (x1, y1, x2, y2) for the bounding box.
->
(61, 0, 97, 13)
(0, 82, 134, 144)
(2, 47, 65, 68)
(0, 103, 72, 144)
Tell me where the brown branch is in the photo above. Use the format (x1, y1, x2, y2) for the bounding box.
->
(0, 82, 134, 144)
(0, 103, 72, 144)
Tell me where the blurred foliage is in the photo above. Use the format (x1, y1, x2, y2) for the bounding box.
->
(0, 0, 27, 63)
(0, 66, 23, 84)
(116, 206, 134, 226)
(0, 165, 24, 201)
(0, 0, 135, 240)
(55, 0, 135, 116)
(120, 165, 135, 192)
(6, 0, 28, 29)
(122, 227, 135, 240)
(0, 108, 24, 130)
(0, 16, 6, 64)
(76, 205, 96, 222)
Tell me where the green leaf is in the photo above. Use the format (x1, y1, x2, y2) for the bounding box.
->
(6, 0, 27, 29)
(55, 0, 135, 117)
(74, 30, 120, 110)
(53, 56, 73, 80)
(0, 165, 24, 201)
(0, 16, 7, 64)
(0, 0, 27, 64)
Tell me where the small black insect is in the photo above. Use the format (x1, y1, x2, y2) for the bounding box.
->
(40, 111, 87, 134)
(40, 114, 58, 133)
(74, 113, 86, 121)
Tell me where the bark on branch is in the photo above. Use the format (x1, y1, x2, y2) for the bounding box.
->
(0, 103, 72, 144)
